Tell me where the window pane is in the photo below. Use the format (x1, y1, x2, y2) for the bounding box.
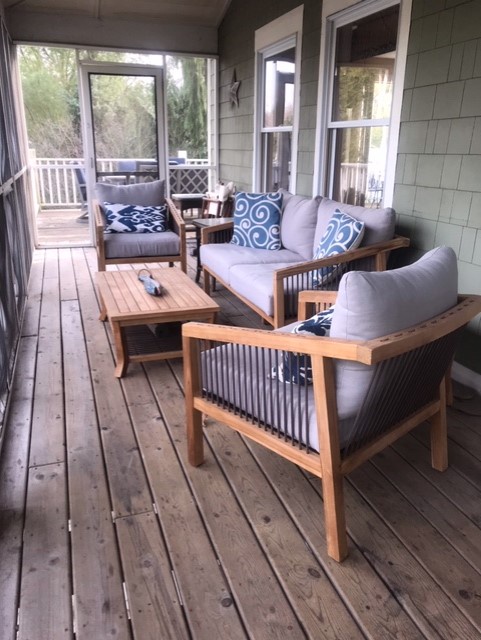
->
(264, 48, 295, 127)
(329, 125, 388, 207)
(332, 6, 398, 122)
(262, 131, 291, 191)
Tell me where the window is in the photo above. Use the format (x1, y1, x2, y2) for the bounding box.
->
(315, 0, 411, 206)
(254, 7, 302, 192)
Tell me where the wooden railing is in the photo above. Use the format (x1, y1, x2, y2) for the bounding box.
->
(32, 157, 212, 208)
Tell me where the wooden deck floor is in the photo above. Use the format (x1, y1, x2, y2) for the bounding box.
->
(1, 246, 481, 640)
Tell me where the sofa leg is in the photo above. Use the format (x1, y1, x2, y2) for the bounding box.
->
(204, 271, 211, 296)
(431, 380, 448, 472)
(322, 473, 348, 562)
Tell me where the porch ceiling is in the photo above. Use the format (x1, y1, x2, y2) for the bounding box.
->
(3, 0, 231, 27)
(3, 0, 227, 54)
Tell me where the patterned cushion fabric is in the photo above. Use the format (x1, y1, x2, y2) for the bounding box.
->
(231, 191, 282, 250)
(312, 209, 365, 286)
(103, 202, 168, 233)
(272, 307, 335, 385)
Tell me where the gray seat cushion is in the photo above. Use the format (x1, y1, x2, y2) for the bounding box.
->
(279, 189, 321, 260)
(229, 262, 307, 316)
(95, 179, 165, 206)
(314, 198, 395, 253)
(200, 244, 302, 285)
(104, 230, 180, 259)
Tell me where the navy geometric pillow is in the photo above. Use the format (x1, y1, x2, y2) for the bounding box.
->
(312, 210, 364, 286)
(272, 307, 334, 385)
(230, 191, 282, 250)
(103, 202, 168, 233)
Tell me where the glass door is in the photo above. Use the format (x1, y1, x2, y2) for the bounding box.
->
(79, 62, 167, 236)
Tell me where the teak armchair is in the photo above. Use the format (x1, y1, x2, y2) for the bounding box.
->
(93, 177, 187, 272)
(182, 247, 481, 561)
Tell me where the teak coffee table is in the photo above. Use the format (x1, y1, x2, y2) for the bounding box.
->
(96, 267, 219, 377)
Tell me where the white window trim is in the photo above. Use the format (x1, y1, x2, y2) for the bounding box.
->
(312, 0, 412, 205)
(253, 5, 303, 192)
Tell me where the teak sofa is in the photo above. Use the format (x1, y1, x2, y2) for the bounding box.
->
(200, 190, 410, 327)
(93, 179, 187, 272)
(183, 246, 481, 561)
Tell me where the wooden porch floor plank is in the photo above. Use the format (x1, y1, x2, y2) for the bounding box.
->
(198, 418, 364, 640)
(61, 299, 132, 640)
(370, 446, 481, 569)
(121, 364, 250, 639)
(71, 249, 153, 518)
(393, 432, 481, 527)
(59, 247, 78, 302)
(0, 336, 37, 640)
(115, 512, 190, 640)
(350, 463, 481, 632)
(17, 463, 72, 640)
(342, 475, 480, 639)
(2, 247, 481, 640)
(240, 437, 424, 640)
(29, 249, 65, 467)
(21, 250, 44, 338)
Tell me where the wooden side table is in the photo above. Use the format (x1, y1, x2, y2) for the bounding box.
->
(192, 217, 233, 283)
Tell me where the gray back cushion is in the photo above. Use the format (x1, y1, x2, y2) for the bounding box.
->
(314, 197, 395, 252)
(95, 179, 165, 207)
(330, 246, 458, 427)
(279, 189, 321, 260)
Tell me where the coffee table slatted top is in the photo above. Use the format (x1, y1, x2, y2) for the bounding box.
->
(96, 268, 219, 323)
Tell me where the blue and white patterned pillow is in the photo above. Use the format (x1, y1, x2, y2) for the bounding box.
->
(231, 191, 282, 250)
(312, 210, 365, 286)
(272, 307, 334, 385)
(103, 202, 168, 233)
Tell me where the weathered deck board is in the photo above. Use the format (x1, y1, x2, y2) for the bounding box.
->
(0, 336, 37, 640)
(29, 249, 65, 466)
(62, 298, 131, 639)
(1, 246, 481, 640)
(18, 463, 72, 640)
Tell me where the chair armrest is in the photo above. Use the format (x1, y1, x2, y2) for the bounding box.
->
(182, 321, 364, 360)
(201, 220, 234, 244)
(274, 235, 410, 281)
(297, 291, 338, 321)
(166, 197, 187, 271)
(166, 197, 185, 234)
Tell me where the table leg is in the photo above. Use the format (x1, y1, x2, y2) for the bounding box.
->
(195, 227, 202, 283)
(111, 321, 128, 377)
(99, 297, 107, 322)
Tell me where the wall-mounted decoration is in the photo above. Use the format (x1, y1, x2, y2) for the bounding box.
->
(230, 69, 241, 107)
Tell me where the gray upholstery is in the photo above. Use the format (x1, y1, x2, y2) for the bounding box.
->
(95, 179, 165, 206)
(200, 244, 302, 285)
(314, 198, 395, 252)
(104, 230, 180, 259)
(202, 246, 458, 452)
(331, 245, 458, 435)
(279, 189, 321, 260)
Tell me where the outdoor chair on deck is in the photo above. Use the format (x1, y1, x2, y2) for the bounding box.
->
(183, 246, 481, 561)
(93, 179, 186, 272)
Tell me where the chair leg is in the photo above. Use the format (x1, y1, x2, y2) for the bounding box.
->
(431, 380, 448, 471)
(321, 472, 348, 562)
(203, 271, 211, 296)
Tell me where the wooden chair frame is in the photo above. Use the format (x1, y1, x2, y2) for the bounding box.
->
(182, 293, 481, 561)
(200, 221, 410, 328)
(94, 197, 187, 272)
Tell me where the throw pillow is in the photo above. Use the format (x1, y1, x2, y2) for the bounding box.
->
(231, 191, 282, 250)
(312, 209, 365, 286)
(103, 202, 168, 233)
(95, 179, 165, 207)
(272, 307, 334, 385)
